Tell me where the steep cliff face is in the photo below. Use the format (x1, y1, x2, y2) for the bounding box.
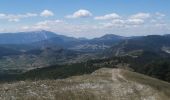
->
(0, 68, 169, 100)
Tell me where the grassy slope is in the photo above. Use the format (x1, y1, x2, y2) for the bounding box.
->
(122, 70, 170, 99)
(0, 68, 170, 100)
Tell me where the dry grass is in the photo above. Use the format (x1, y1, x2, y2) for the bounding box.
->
(0, 68, 170, 100)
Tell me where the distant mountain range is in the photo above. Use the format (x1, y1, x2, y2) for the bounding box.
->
(0, 30, 58, 44)
(1, 30, 170, 52)
(0, 30, 126, 52)
(1, 30, 170, 57)
(107, 35, 170, 57)
(0, 30, 125, 44)
(0, 30, 170, 76)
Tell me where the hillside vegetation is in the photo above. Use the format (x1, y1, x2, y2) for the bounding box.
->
(15, 52, 170, 83)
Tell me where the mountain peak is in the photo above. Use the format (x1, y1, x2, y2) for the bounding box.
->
(95, 34, 125, 40)
(0, 30, 59, 44)
(34, 30, 52, 33)
(23, 30, 55, 34)
(102, 34, 123, 38)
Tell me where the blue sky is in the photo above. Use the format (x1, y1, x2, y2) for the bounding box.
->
(0, 0, 170, 38)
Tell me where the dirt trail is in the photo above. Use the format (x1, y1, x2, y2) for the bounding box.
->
(112, 69, 127, 82)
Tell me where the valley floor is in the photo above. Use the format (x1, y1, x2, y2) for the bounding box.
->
(0, 68, 170, 100)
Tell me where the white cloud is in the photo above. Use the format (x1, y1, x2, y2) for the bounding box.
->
(94, 13, 121, 20)
(40, 10, 54, 17)
(20, 19, 103, 38)
(101, 18, 145, 29)
(155, 12, 165, 17)
(130, 13, 150, 19)
(22, 26, 30, 30)
(155, 12, 165, 20)
(126, 19, 144, 25)
(26, 13, 38, 17)
(0, 14, 6, 17)
(101, 19, 125, 28)
(0, 13, 37, 22)
(26, 19, 169, 38)
(0, 10, 55, 22)
(66, 9, 92, 18)
(98, 12, 152, 29)
(1, 11, 169, 38)
(19, 11, 169, 38)
(35, 20, 63, 28)
(112, 19, 125, 24)
(22, 20, 64, 31)
(8, 18, 20, 22)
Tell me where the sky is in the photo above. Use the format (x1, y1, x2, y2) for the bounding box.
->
(0, 0, 170, 38)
